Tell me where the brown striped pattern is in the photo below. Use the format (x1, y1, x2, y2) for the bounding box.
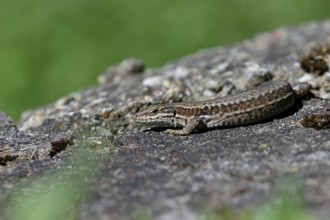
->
(134, 80, 311, 133)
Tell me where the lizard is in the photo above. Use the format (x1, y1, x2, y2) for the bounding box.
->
(134, 80, 311, 135)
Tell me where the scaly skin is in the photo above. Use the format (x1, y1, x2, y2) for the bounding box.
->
(134, 80, 311, 135)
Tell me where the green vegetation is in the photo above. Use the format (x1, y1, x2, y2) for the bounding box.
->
(6, 160, 313, 220)
(253, 180, 312, 220)
(0, 0, 329, 120)
(5, 139, 109, 220)
(202, 178, 313, 220)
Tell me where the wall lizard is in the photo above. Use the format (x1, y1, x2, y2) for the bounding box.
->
(134, 80, 311, 135)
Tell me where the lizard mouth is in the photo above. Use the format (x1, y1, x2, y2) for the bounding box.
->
(134, 115, 173, 127)
(133, 114, 146, 122)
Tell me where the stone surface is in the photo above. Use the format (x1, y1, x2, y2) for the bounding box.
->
(1, 20, 330, 219)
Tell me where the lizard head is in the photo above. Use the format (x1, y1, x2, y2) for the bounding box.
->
(134, 103, 176, 127)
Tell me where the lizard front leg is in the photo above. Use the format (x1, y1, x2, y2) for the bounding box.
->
(165, 117, 203, 135)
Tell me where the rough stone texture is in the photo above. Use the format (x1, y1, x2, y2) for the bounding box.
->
(1, 20, 330, 219)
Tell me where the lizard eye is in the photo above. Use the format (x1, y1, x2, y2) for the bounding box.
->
(151, 109, 158, 114)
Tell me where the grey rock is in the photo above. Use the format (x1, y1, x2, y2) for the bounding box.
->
(1, 20, 330, 219)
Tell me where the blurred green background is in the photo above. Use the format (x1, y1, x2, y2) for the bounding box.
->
(1, 0, 329, 120)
